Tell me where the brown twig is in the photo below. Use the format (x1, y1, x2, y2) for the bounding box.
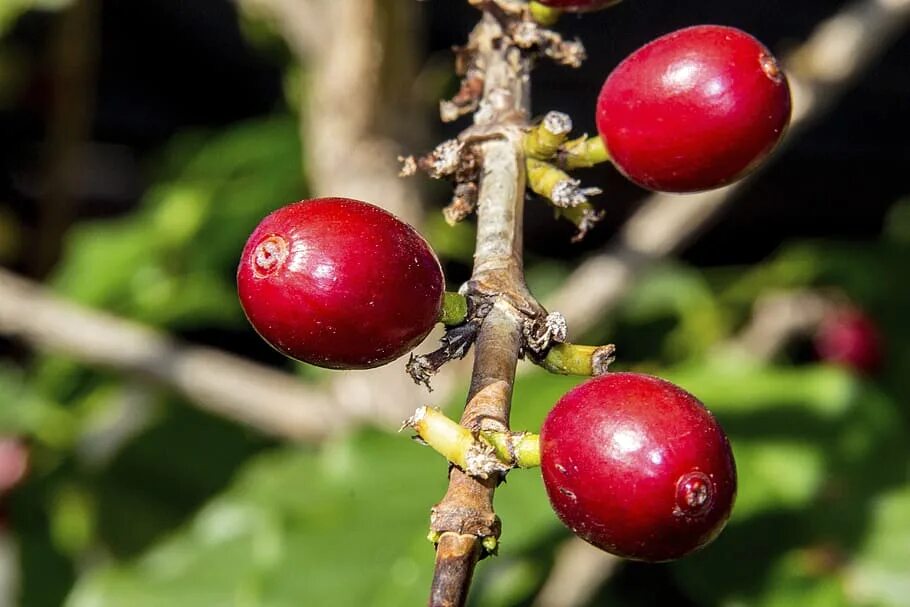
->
(238, 0, 425, 224)
(427, 11, 537, 605)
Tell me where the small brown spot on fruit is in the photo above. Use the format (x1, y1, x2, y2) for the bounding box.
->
(252, 235, 289, 277)
(760, 52, 783, 82)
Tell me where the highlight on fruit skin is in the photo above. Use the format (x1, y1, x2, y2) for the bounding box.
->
(237, 197, 445, 370)
(540, 372, 737, 562)
(596, 25, 792, 193)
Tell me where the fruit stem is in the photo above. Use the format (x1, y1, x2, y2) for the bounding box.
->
(539, 343, 616, 376)
(526, 158, 605, 239)
(559, 134, 611, 169)
(527, 158, 602, 208)
(524, 111, 573, 159)
(404, 406, 540, 473)
(406, 407, 481, 472)
(527, 158, 573, 202)
(440, 291, 469, 326)
(529, 2, 562, 26)
(479, 430, 541, 468)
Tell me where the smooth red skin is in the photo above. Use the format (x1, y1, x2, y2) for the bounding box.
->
(540, 373, 736, 562)
(814, 309, 883, 374)
(0, 438, 28, 494)
(536, 0, 620, 11)
(237, 198, 444, 369)
(596, 25, 792, 192)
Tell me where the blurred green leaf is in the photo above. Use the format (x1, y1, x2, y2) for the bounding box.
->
(0, 365, 77, 447)
(52, 115, 305, 330)
(67, 431, 450, 606)
(848, 488, 910, 606)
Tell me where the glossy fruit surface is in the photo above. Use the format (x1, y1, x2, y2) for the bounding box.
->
(237, 198, 444, 369)
(596, 25, 791, 192)
(540, 373, 736, 561)
(536, 0, 622, 12)
(814, 308, 883, 374)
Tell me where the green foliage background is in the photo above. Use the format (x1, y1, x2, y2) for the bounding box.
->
(1, 3, 909, 606)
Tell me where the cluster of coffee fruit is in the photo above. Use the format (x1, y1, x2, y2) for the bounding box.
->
(237, 15, 794, 561)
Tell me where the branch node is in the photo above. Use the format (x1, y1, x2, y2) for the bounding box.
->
(422, 139, 466, 179)
(407, 298, 489, 389)
(524, 311, 568, 355)
(444, 182, 480, 225)
(464, 441, 511, 479)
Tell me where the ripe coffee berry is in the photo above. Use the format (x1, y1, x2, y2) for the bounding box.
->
(0, 438, 28, 494)
(540, 373, 736, 561)
(597, 25, 792, 192)
(814, 308, 883, 374)
(536, 0, 621, 11)
(237, 198, 444, 369)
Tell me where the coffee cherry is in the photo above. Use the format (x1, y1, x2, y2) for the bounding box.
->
(540, 373, 736, 561)
(596, 25, 791, 192)
(536, 0, 622, 12)
(237, 198, 444, 369)
(814, 308, 883, 374)
(0, 438, 28, 494)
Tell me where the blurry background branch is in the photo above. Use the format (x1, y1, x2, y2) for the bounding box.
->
(547, 0, 910, 336)
(237, 0, 425, 224)
(0, 267, 348, 441)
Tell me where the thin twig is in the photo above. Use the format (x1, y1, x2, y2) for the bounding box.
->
(427, 11, 534, 606)
(239, 0, 426, 224)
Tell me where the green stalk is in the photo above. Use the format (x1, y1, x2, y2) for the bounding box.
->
(560, 134, 610, 170)
(440, 291, 469, 326)
(540, 343, 616, 376)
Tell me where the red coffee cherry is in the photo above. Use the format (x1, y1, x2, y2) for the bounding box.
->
(540, 373, 736, 561)
(814, 308, 883, 374)
(596, 25, 792, 192)
(0, 438, 28, 494)
(237, 198, 444, 369)
(536, 0, 621, 12)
